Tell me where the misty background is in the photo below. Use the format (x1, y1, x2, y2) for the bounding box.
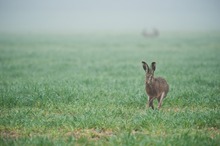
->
(0, 0, 220, 34)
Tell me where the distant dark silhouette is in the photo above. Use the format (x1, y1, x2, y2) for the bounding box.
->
(142, 28, 159, 38)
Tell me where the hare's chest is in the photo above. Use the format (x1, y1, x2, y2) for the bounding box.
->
(146, 84, 159, 97)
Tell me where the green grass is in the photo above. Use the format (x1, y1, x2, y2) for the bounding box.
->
(0, 32, 220, 145)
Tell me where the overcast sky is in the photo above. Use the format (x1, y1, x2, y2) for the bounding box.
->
(0, 0, 219, 33)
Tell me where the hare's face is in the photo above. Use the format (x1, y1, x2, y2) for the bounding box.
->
(146, 71, 154, 84)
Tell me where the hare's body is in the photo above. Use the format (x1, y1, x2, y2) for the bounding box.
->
(146, 77, 169, 98)
(142, 61, 169, 109)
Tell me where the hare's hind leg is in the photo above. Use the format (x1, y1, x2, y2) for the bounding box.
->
(158, 92, 165, 109)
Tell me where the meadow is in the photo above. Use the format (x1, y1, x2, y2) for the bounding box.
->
(0, 32, 220, 145)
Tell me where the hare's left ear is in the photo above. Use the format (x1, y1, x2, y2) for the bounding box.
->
(151, 62, 156, 71)
(142, 61, 149, 72)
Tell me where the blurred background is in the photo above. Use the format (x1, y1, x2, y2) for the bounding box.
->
(0, 0, 220, 34)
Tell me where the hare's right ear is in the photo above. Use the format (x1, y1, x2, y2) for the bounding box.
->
(142, 61, 149, 72)
(151, 62, 156, 71)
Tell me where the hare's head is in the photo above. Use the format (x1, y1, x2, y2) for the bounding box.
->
(142, 61, 156, 84)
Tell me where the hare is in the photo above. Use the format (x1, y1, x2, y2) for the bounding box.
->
(142, 61, 169, 109)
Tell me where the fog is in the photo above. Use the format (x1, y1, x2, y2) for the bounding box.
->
(0, 0, 220, 33)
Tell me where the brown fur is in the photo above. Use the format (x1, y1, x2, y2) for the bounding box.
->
(142, 61, 169, 109)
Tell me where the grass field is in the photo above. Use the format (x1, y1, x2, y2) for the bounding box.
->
(0, 32, 220, 145)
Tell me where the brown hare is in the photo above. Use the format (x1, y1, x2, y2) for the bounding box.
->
(142, 61, 169, 110)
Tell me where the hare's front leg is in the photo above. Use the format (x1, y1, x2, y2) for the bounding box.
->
(148, 96, 154, 110)
(158, 92, 165, 109)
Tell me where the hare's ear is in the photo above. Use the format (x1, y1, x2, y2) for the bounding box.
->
(151, 62, 156, 71)
(142, 61, 149, 72)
